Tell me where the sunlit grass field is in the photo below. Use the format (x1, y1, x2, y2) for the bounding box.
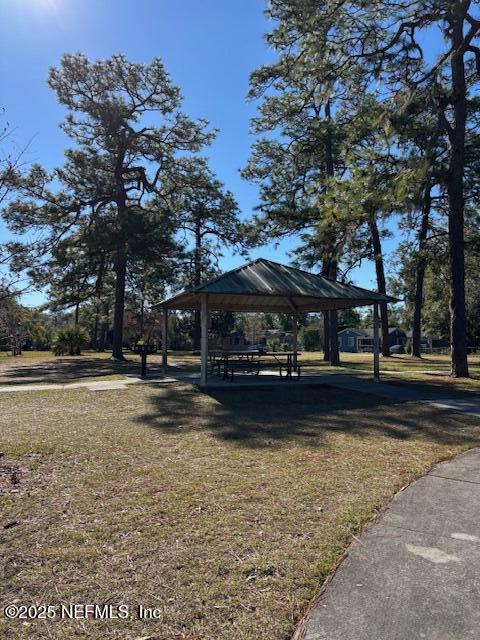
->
(170, 350, 480, 393)
(2, 349, 480, 392)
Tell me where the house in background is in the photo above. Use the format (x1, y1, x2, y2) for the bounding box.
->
(405, 330, 431, 353)
(220, 330, 248, 349)
(404, 331, 448, 353)
(259, 329, 293, 349)
(214, 328, 294, 351)
(338, 327, 407, 353)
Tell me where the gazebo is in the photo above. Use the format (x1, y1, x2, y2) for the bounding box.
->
(155, 258, 396, 385)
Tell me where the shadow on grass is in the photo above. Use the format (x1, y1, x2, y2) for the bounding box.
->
(136, 383, 480, 450)
(377, 375, 480, 399)
(300, 362, 480, 399)
(0, 355, 163, 385)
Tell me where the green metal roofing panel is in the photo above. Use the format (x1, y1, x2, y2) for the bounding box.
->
(156, 258, 397, 312)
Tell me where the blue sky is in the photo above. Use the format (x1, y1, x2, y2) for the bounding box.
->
(0, 0, 398, 306)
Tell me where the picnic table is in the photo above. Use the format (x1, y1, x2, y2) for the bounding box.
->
(209, 350, 301, 381)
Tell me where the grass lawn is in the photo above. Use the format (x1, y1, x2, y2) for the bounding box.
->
(0, 351, 144, 385)
(167, 350, 480, 393)
(0, 350, 116, 373)
(1, 382, 479, 639)
(0, 350, 54, 368)
(296, 351, 480, 394)
(297, 349, 480, 372)
(2, 350, 480, 391)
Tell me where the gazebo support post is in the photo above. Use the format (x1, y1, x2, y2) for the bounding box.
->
(373, 302, 380, 382)
(162, 309, 168, 374)
(292, 312, 299, 371)
(200, 294, 208, 386)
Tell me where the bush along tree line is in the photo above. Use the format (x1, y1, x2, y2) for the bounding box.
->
(2, 1, 480, 378)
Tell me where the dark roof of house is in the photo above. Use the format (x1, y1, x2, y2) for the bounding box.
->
(405, 331, 436, 339)
(155, 258, 397, 313)
(337, 328, 369, 337)
(338, 327, 406, 337)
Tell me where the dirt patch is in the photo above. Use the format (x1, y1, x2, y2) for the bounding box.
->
(0, 453, 47, 497)
(0, 457, 24, 495)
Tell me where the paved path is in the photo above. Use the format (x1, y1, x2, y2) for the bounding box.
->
(0, 375, 178, 393)
(300, 448, 480, 640)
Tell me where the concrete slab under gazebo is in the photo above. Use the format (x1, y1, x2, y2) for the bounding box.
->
(154, 258, 396, 386)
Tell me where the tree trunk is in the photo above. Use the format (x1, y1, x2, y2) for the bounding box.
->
(98, 325, 106, 352)
(74, 301, 81, 355)
(192, 313, 201, 351)
(326, 264, 340, 366)
(111, 150, 128, 361)
(321, 269, 340, 365)
(112, 243, 127, 360)
(92, 312, 99, 351)
(140, 299, 145, 337)
(329, 309, 340, 365)
(411, 180, 431, 358)
(369, 217, 390, 357)
(192, 217, 202, 351)
(98, 302, 109, 352)
(322, 310, 331, 361)
(447, 18, 469, 377)
(321, 100, 340, 366)
(321, 260, 332, 362)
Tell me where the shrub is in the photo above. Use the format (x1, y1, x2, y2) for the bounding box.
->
(267, 337, 282, 352)
(404, 339, 412, 355)
(53, 324, 90, 356)
(300, 325, 322, 351)
(30, 324, 54, 350)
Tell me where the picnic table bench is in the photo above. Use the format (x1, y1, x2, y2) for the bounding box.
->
(209, 350, 301, 382)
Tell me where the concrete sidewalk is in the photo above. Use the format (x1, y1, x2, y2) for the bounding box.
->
(0, 375, 178, 393)
(300, 448, 480, 640)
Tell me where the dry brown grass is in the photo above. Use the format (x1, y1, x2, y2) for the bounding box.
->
(297, 352, 480, 393)
(3, 350, 480, 393)
(1, 383, 480, 639)
(0, 350, 115, 374)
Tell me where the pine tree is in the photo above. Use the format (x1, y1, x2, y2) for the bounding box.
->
(244, 33, 353, 364)
(2, 54, 213, 359)
(257, 0, 480, 376)
(173, 158, 244, 349)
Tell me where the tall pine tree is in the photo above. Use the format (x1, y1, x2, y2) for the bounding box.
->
(2, 54, 213, 358)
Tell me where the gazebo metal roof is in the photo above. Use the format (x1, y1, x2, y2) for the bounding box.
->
(155, 258, 396, 313)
